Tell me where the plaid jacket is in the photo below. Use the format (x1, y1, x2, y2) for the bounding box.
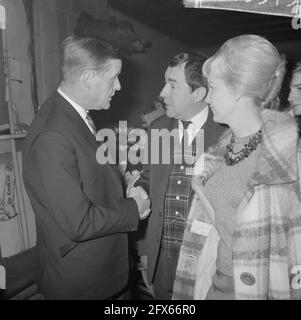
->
(162, 133, 197, 261)
(173, 110, 301, 300)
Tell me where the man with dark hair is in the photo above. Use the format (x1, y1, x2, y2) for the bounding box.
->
(22, 36, 150, 300)
(134, 52, 225, 299)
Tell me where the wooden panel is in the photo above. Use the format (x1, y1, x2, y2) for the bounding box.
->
(0, 30, 9, 125)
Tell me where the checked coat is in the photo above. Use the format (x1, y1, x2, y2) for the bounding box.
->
(172, 109, 301, 300)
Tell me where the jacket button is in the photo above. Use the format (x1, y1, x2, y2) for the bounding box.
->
(240, 272, 256, 286)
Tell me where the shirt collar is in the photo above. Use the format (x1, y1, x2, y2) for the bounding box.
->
(178, 105, 209, 131)
(57, 87, 88, 121)
(178, 106, 209, 144)
(190, 106, 209, 128)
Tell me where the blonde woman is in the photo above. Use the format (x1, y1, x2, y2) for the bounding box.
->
(173, 35, 301, 300)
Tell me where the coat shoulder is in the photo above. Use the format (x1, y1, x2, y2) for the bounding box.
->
(149, 114, 174, 129)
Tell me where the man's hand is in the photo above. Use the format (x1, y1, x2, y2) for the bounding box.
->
(127, 185, 148, 199)
(125, 170, 141, 190)
(127, 186, 150, 220)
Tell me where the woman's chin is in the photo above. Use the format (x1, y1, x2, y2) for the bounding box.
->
(213, 113, 227, 125)
(212, 113, 219, 122)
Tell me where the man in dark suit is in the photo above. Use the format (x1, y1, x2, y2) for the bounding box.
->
(133, 53, 225, 299)
(22, 36, 150, 300)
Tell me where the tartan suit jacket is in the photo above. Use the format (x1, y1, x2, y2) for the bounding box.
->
(173, 109, 301, 300)
(135, 110, 225, 284)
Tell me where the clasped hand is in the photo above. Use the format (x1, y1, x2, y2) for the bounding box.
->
(125, 170, 150, 220)
(127, 186, 150, 220)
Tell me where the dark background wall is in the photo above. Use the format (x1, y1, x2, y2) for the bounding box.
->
(33, 0, 188, 129)
(94, 7, 188, 129)
(33, 0, 301, 127)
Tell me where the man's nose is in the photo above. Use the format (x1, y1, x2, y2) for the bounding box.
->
(160, 84, 168, 98)
(115, 78, 121, 91)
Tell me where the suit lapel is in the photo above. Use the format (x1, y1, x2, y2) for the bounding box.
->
(54, 92, 123, 175)
(54, 92, 99, 151)
(151, 111, 225, 210)
(153, 117, 177, 207)
(78, 119, 121, 178)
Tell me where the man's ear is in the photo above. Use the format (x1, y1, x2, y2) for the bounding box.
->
(82, 70, 95, 89)
(192, 86, 207, 103)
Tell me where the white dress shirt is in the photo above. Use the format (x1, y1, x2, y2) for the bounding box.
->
(57, 87, 95, 135)
(178, 106, 209, 145)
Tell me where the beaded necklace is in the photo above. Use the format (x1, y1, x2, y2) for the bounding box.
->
(224, 129, 262, 166)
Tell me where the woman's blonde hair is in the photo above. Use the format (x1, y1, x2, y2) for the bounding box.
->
(203, 35, 286, 110)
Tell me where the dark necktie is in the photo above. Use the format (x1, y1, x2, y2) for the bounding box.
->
(181, 120, 191, 130)
(86, 111, 96, 135)
(181, 120, 192, 165)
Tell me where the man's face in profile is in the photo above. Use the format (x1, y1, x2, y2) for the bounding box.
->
(89, 59, 122, 110)
(159, 63, 196, 121)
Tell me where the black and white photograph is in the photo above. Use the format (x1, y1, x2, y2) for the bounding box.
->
(0, 0, 301, 303)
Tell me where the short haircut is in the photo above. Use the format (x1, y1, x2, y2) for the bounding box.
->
(61, 35, 121, 83)
(169, 52, 207, 91)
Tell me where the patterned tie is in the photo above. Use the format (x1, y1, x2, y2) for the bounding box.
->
(86, 111, 96, 135)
